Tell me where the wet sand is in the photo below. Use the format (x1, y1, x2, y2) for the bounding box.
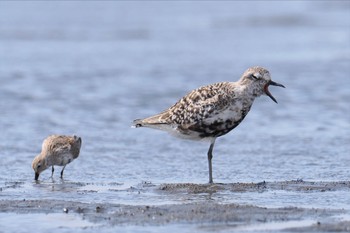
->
(1, 181, 350, 232)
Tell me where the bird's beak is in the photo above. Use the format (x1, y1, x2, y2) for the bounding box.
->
(264, 80, 285, 104)
(35, 173, 39, 180)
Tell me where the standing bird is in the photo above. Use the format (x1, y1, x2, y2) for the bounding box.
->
(133, 66, 285, 183)
(32, 135, 82, 180)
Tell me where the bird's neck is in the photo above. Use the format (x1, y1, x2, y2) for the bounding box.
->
(243, 83, 264, 99)
(39, 153, 49, 167)
(233, 84, 258, 103)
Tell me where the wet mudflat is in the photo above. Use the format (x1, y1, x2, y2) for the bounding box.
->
(1, 1, 349, 232)
(1, 181, 350, 232)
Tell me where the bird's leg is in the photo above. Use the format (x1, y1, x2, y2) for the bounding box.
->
(207, 138, 216, 184)
(60, 165, 66, 179)
(51, 166, 54, 178)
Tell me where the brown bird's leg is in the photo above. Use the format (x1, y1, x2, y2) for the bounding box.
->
(51, 166, 54, 178)
(60, 165, 66, 179)
(207, 138, 216, 184)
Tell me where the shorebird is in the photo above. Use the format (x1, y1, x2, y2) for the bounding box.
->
(32, 135, 82, 180)
(133, 66, 285, 183)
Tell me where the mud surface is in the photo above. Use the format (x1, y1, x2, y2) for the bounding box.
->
(158, 180, 350, 193)
(1, 181, 350, 232)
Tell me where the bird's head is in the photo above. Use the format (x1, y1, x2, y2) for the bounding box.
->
(240, 66, 285, 103)
(32, 155, 47, 180)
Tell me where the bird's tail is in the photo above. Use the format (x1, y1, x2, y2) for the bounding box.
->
(73, 135, 82, 147)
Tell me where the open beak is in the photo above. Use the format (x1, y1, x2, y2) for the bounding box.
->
(35, 173, 39, 180)
(264, 80, 285, 104)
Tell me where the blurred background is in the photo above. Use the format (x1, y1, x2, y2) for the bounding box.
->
(0, 1, 349, 203)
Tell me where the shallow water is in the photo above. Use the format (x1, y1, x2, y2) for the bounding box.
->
(0, 212, 97, 233)
(0, 1, 350, 232)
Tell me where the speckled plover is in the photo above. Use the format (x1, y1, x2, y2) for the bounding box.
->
(133, 66, 285, 183)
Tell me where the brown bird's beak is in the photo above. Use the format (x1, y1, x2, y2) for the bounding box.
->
(35, 173, 39, 180)
(264, 80, 285, 103)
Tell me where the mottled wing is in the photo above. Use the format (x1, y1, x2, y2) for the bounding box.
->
(167, 82, 233, 126)
(43, 135, 81, 159)
(134, 82, 234, 131)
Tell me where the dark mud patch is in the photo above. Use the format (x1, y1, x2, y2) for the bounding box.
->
(158, 180, 350, 194)
(0, 181, 25, 191)
(0, 199, 345, 227)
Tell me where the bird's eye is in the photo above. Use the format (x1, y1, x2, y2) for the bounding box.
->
(37, 165, 41, 169)
(251, 74, 259, 80)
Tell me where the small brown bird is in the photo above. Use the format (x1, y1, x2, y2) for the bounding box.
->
(133, 66, 285, 183)
(32, 135, 82, 180)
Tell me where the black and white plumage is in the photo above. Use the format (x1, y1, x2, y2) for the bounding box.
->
(32, 135, 82, 180)
(133, 66, 285, 183)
